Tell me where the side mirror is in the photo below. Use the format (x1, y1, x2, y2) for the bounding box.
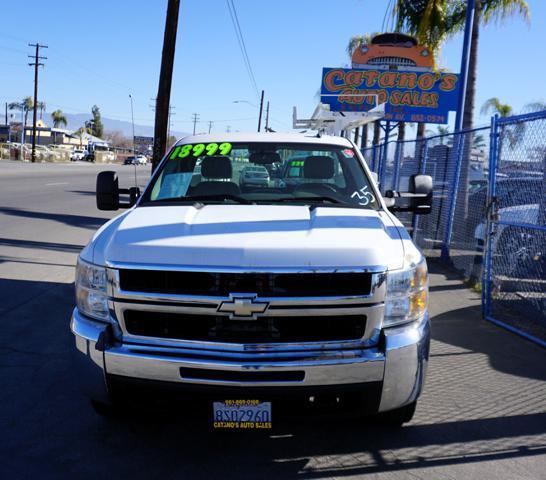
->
(409, 174, 433, 214)
(385, 174, 433, 215)
(96, 171, 140, 211)
(96, 171, 119, 210)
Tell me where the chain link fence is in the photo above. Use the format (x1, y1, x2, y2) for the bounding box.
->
(484, 111, 546, 346)
(362, 111, 546, 346)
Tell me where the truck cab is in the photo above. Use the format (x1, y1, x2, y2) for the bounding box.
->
(72, 132, 432, 427)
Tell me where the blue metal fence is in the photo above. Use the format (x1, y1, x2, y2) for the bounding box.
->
(361, 111, 546, 346)
(483, 110, 546, 347)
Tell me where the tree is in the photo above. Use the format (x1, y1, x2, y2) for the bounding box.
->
(51, 109, 68, 128)
(454, 0, 530, 131)
(37, 101, 46, 120)
(9, 96, 34, 128)
(395, 0, 460, 69)
(480, 97, 513, 118)
(472, 133, 486, 149)
(103, 130, 132, 149)
(76, 127, 86, 147)
(522, 101, 546, 114)
(90, 105, 104, 138)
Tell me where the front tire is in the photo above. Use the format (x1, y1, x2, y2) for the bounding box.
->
(379, 401, 417, 426)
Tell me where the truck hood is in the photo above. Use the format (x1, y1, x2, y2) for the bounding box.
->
(92, 205, 406, 271)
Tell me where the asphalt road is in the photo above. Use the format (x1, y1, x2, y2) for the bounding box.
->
(1, 160, 545, 479)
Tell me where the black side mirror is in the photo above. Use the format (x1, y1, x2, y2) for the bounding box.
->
(96, 171, 140, 211)
(96, 171, 119, 210)
(408, 174, 433, 214)
(385, 174, 433, 215)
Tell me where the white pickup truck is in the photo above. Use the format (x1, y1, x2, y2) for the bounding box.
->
(72, 133, 432, 427)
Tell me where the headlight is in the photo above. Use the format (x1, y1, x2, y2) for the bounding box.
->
(384, 257, 428, 327)
(75, 258, 109, 321)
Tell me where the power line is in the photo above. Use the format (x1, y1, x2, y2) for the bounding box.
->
(226, 0, 259, 99)
(28, 42, 48, 163)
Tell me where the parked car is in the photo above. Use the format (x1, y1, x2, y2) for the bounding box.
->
(124, 155, 147, 165)
(71, 149, 88, 162)
(72, 132, 433, 427)
(467, 177, 543, 231)
(239, 165, 270, 188)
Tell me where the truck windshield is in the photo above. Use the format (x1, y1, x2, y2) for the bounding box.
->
(142, 142, 378, 209)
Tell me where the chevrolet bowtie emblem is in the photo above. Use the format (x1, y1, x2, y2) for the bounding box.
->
(218, 295, 269, 320)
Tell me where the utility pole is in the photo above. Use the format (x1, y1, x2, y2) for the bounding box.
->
(28, 43, 47, 163)
(152, 0, 180, 172)
(208, 121, 213, 134)
(257, 90, 264, 132)
(192, 113, 200, 135)
(150, 98, 175, 142)
(4, 102, 7, 125)
(265, 101, 270, 132)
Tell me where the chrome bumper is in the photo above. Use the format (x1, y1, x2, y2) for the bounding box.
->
(71, 309, 429, 412)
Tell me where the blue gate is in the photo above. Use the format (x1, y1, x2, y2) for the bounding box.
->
(483, 111, 546, 347)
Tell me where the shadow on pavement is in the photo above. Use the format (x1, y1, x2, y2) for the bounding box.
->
(1, 278, 545, 479)
(0, 206, 107, 229)
(0, 237, 84, 253)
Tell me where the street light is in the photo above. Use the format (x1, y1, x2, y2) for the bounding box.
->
(233, 90, 264, 132)
(129, 94, 137, 187)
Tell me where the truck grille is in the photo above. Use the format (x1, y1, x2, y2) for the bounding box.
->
(118, 270, 372, 297)
(124, 310, 366, 343)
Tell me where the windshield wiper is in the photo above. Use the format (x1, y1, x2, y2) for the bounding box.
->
(184, 194, 254, 205)
(272, 196, 363, 211)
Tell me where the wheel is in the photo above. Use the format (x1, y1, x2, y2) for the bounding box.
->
(379, 401, 417, 426)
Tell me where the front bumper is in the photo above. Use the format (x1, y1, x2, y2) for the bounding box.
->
(71, 309, 429, 412)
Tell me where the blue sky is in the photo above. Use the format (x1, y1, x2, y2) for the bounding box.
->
(0, 0, 544, 136)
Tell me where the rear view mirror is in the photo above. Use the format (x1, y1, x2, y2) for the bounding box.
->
(385, 174, 433, 215)
(96, 171, 140, 211)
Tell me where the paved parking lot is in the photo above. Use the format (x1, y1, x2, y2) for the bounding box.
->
(1, 160, 545, 479)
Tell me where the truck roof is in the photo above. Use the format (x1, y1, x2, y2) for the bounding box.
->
(175, 132, 354, 147)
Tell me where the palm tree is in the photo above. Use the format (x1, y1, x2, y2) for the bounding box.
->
(472, 133, 486, 149)
(51, 109, 68, 128)
(37, 101, 46, 120)
(394, 0, 458, 69)
(481, 97, 513, 118)
(522, 101, 546, 113)
(461, 0, 530, 131)
(394, 1, 458, 151)
(9, 96, 34, 127)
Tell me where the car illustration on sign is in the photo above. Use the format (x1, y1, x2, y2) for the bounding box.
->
(351, 32, 433, 71)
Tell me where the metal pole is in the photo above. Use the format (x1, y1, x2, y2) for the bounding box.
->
(20, 106, 24, 159)
(265, 101, 270, 131)
(482, 114, 499, 317)
(380, 121, 391, 190)
(257, 90, 264, 132)
(129, 94, 137, 187)
(454, 0, 476, 133)
(31, 44, 39, 163)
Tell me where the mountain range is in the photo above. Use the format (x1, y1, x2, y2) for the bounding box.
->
(61, 113, 188, 139)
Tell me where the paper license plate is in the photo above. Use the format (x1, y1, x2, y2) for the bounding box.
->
(212, 400, 272, 429)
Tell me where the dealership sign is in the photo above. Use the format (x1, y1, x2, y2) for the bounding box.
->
(321, 67, 460, 124)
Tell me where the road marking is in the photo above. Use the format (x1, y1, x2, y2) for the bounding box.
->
(45, 182, 69, 186)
